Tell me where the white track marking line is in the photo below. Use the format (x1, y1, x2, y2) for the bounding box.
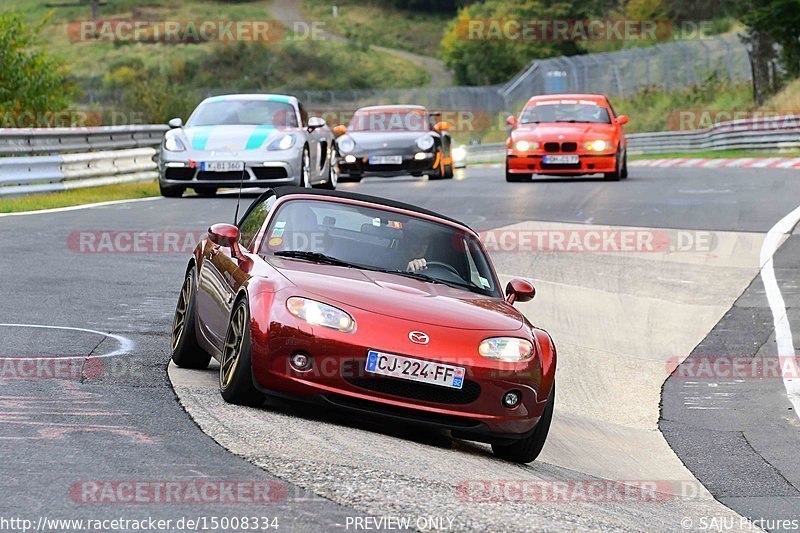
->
(759, 206, 800, 418)
(0, 323, 133, 359)
(0, 197, 162, 218)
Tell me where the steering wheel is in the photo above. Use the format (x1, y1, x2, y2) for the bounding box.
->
(423, 261, 462, 278)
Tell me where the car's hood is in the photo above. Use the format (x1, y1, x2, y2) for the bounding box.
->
(344, 131, 430, 150)
(180, 125, 296, 152)
(272, 258, 523, 331)
(514, 122, 616, 141)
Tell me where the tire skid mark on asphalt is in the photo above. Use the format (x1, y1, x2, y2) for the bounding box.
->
(0, 324, 152, 443)
(169, 218, 768, 530)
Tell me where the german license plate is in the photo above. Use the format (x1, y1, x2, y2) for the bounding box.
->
(369, 155, 402, 165)
(365, 350, 464, 389)
(201, 161, 245, 172)
(543, 154, 579, 164)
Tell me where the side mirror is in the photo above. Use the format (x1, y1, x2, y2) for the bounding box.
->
(308, 116, 326, 131)
(168, 117, 183, 129)
(616, 115, 629, 126)
(333, 124, 347, 136)
(208, 223, 246, 261)
(505, 278, 535, 304)
(506, 115, 517, 128)
(433, 121, 451, 132)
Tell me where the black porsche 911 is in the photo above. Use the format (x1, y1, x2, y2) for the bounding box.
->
(332, 105, 454, 182)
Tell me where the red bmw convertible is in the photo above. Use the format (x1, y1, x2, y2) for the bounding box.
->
(170, 187, 556, 462)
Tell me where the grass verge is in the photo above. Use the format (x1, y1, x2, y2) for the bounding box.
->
(301, 0, 449, 58)
(0, 180, 159, 213)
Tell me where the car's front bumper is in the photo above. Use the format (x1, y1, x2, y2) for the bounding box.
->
(249, 305, 549, 441)
(336, 151, 439, 178)
(507, 152, 617, 175)
(159, 148, 302, 187)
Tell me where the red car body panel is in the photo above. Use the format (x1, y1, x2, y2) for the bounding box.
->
(189, 189, 556, 441)
(506, 93, 627, 176)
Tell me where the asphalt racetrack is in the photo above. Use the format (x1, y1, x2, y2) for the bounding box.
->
(1, 164, 799, 531)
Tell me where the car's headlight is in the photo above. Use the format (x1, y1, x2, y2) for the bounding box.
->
(164, 136, 186, 152)
(337, 136, 355, 154)
(452, 145, 467, 162)
(415, 134, 435, 151)
(584, 140, 609, 151)
(267, 134, 296, 151)
(286, 297, 356, 333)
(478, 337, 533, 362)
(515, 140, 538, 152)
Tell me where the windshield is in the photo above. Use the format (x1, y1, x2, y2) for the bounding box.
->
(521, 101, 611, 124)
(348, 108, 429, 132)
(260, 199, 500, 297)
(187, 100, 298, 127)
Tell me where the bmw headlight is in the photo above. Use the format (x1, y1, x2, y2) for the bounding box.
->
(415, 134, 435, 151)
(286, 297, 356, 333)
(337, 136, 356, 154)
(267, 134, 296, 151)
(514, 140, 539, 152)
(164, 136, 186, 152)
(584, 140, 609, 152)
(478, 337, 533, 362)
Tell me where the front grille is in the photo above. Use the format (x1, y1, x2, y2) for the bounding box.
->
(345, 375, 481, 405)
(544, 142, 577, 153)
(544, 142, 560, 153)
(196, 171, 247, 181)
(252, 167, 288, 180)
(165, 167, 194, 181)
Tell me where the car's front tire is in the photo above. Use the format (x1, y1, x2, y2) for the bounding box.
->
(505, 160, 530, 182)
(604, 150, 623, 181)
(491, 383, 554, 463)
(219, 298, 265, 406)
(316, 159, 338, 190)
(171, 268, 212, 369)
(159, 181, 185, 198)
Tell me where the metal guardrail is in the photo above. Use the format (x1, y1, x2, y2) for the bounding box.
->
(0, 125, 166, 197)
(464, 115, 800, 162)
(626, 115, 800, 154)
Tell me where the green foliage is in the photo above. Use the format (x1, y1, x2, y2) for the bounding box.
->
(0, 11, 73, 122)
(614, 75, 754, 133)
(736, 0, 800, 79)
(440, 0, 587, 86)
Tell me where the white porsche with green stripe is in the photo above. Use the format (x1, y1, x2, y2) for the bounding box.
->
(158, 94, 336, 197)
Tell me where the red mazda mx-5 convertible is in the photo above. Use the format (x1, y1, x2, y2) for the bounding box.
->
(170, 187, 556, 463)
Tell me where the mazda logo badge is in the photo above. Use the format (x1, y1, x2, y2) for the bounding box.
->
(409, 331, 429, 345)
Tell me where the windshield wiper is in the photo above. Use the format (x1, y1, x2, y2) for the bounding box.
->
(367, 266, 478, 292)
(272, 250, 355, 268)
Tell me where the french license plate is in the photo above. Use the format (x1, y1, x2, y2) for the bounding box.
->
(201, 161, 245, 172)
(369, 155, 403, 165)
(365, 350, 464, 389)
(543, 154, 579, 164)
